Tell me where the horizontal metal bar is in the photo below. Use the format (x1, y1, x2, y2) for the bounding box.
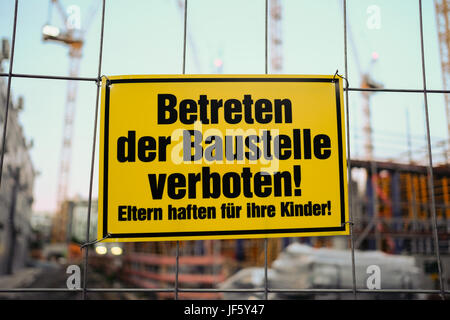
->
(354, 289, 449, 294)
(0, 288, 80, 293)
(1, 72, 450, 94)
(178, 288, 265, 293)
(0, 287, 173, 293)
(0, 72, 98, 82)
(268, 288, 450, 294)
(347, 87, 450, 94)
(1, 287, 448, 294)
(88, 288, 175, 293)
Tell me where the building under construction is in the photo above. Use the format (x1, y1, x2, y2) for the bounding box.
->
(0, 41, 35, 275)
(351, 160, 449, 254)
(88, 158, 445, 299)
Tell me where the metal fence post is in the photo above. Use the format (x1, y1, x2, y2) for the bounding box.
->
(0, 0, 18, 188)
(264, 0, 269, 301)
(174, 0, 188, 301)
(82, 0, 107, 300)
(342, 0, 358, 300)
(418, 0, 446, 300)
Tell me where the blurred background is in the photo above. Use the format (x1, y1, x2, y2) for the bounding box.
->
(0, 0, 449, 300)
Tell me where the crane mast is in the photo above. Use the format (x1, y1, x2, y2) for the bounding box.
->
(56, 45, 81, 210)
(435, 0, 450, 161)
(42, 0, 84, 213)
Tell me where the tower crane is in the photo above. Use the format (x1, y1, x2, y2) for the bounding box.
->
(359, 52, 383, 161)
(174, 0, 284, 74)
(269, 0, 283, 74)
(341, 2, 388, 251)
(42, 0, 97, 216)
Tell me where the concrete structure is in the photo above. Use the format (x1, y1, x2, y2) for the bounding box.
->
(0, 63, 36, 274)
(30, 210, 53, 242)
(69, 199, 97, 244)
(51, 198, 97, 244)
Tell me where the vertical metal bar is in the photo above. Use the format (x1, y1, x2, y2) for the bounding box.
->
(418, 0, 445, 300)
(265, 0, 269, 75)
(182, 0, 188, 75)
(264, 0, 269, 301)
(175, 242, 180, 300)
(174, 0, 188, 301)
(0, 0, 19, 188)
(371, 161, 381, 250)
(264, 238, 268, 300)
(343, 0, 357, 299)
(82, 0, 106, 300)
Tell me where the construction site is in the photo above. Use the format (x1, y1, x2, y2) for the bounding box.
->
(0, 0, 449, 301)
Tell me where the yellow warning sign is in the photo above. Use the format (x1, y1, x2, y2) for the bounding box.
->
(98, 75, 348, 242)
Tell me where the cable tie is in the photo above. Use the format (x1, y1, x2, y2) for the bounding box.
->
(80, 233, 111, 250)
(96, 74, 111, 87)
(333, 69, 349, 88)
(341, 220, 354, 227)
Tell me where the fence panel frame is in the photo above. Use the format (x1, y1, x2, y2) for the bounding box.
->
(0, 0, 447, 300)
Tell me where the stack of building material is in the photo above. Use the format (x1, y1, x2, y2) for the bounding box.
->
(219, 243, 424, 300)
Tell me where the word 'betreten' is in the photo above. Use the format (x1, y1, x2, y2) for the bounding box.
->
(157, 94, 292, 125)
